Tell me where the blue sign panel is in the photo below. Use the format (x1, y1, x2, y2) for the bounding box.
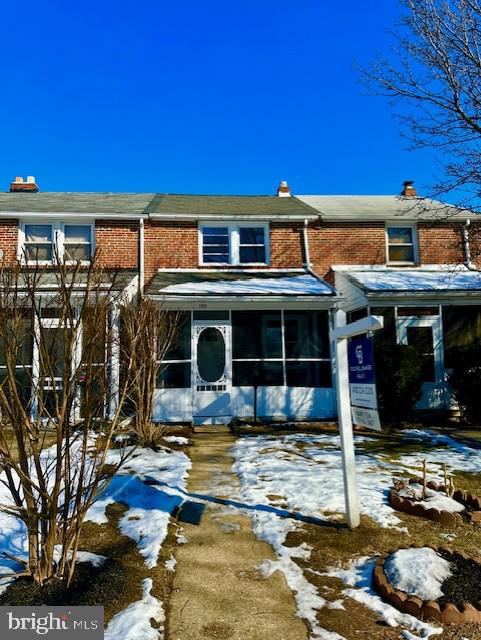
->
(348, 336, 376, 385)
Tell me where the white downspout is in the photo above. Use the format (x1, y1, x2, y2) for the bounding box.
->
(139, 218, 145, 296)
(463, 219, 478, 271)
(302, 218, 312, 270)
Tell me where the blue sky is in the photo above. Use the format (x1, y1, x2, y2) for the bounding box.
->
(0, 1, 434, 195)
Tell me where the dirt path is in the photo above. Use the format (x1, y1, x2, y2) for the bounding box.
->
(167, 430, 307, 640)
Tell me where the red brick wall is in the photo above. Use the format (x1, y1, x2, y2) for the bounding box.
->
(95, 220, 139, 269)
(309, 221, 468, 281)
(144, 221, 306, 282)
(308, 222, 386, 280)
(144, 221, 198, 280)
(0, 219, 19, 262)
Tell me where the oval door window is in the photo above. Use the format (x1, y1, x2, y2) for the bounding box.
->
(197, 327, 225, 382)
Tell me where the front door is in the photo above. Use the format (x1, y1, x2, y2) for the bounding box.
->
(397, 315, 445, 410)
(192, 321, 231, 424)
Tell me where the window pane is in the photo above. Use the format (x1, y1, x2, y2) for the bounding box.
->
(65, 244, 90, 261)
(286, 361, 332, 387)
(163, 312, 191, 360)
(239, 246, 266, 263)
(389, 245, 414, 262)
(443, 305, 481, 368)
(284, 311, 330, 358)
(193, 311, 229, 321)
(203, 253, 229, 263)
(202, 227, 229, 263)
(232, 311, 282, 359)
(233, 361, 283, 386)
(64, 225, 91, 243)
(388, 227, 413, 244)
(0, 318, 33, 367)
(25, 244, 53, 261)
(197, 327, 225, 382)
(406, 326, 436, 382)
(239, 227, 264, 244)
(157, 362, 191, 388)
(203, 227, 229, 236)
(25, 224, 52, 243)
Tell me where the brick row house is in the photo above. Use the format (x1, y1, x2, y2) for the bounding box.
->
(1, 176, 480, 423)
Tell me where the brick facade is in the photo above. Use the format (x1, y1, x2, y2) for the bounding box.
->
(0, 219, 19, 262)
(95, 220, 139, 269)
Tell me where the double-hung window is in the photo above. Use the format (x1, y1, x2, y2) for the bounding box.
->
(386, 224, 417, 264)
(20, 222, 93, 263)
(200, 223, 268, 265)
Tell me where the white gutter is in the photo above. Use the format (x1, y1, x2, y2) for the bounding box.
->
(463, 219, 478, 271)
(139, 218, 145, 296)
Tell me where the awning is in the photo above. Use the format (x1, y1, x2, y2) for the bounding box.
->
(146, 270, 336, 307)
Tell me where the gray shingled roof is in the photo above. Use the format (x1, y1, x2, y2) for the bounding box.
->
(146, 194, 318, 218)
(0, 192, 155, 215)
(297, 195, 471, 222)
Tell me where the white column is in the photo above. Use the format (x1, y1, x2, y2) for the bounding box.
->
(334, 309, 360, 529)
(108, 305, 121, 419)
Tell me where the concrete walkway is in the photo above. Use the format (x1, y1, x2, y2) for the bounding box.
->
(167, 430, 307, 640)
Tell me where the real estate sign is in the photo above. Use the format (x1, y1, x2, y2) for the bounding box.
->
(348, 335, 381, 431)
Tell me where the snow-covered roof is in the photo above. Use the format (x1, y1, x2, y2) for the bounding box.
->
(346, 268, 481, 292)
(147, 270, 334, 297)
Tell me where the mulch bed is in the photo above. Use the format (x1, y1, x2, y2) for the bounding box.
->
(374, 544, 481, 624)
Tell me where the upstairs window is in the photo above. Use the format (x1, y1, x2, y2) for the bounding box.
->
(20, 222, 93, 263)
(386, 225, 417, 264)
(24, 224, 54, 262)
(64, 225, 92, 261)
(200, 224, 268, 265)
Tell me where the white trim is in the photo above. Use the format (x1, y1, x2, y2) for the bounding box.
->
(156, 267, 305, 273)
(332, 264, 465, 272)
(385, 222, 419, 266)
(199, 222, 270, 267)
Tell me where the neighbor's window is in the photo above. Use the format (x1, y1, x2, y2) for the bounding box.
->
(24, 224, 54, 262)
(21, 222, 93, 263)
(64, 225, 92, 261)
(201, 224, 267, 265)
(387, 225, 416, 264)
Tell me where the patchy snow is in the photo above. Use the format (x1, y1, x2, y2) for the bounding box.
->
(53, 546, 106, 568)
(86, 445, 191, 568)
(348, 268, 481, 292)
(159, 273, 334, 296)
(104, 578, 164, 640)
(162, 435, 189, 445)
(384, 548, 452, 601)
(398, 483, 464, 513)
(164, 557, 176, 572)
(325, 557, 443, 638)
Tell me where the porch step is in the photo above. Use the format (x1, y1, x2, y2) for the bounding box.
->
(193, 424, 231, 435)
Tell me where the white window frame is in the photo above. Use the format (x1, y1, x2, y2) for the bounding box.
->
(386, 223, 418, 265)
(199, 222, 269, 266)
(19, 221, 95, 265)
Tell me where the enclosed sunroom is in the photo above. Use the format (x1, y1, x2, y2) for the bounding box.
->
(147, 269, 337, 424)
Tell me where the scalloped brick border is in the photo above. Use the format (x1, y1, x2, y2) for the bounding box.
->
(389, 478, 481, 527)
(373, 544, 481, 624)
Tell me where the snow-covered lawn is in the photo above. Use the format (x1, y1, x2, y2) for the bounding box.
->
(230, 429, 481, 640)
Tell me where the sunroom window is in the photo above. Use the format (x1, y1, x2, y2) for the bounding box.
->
(157, 313, 192, 388)
(387, 225, 417, 264)
(201, 224, 268, 265)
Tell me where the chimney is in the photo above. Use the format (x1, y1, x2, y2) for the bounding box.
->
(401, 180, 416, 198)
(9, 176, 39, 193)
(277, 180, 291, 197)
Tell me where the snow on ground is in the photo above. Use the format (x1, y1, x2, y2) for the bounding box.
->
(384, 548, 452, 601)
(162, 435, 190, 445)
(104, 577, 164, 640)
(398, 483, 464, 513)
(86, 445, 191, 568)
(324, 557, 443, 639)
(53, 546, 107, 568)
(230, 429, 481, 639)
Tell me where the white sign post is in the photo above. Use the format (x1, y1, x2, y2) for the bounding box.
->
(331, 311, 384, 529)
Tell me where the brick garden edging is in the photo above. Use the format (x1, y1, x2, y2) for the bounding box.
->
(373, 544, 481, 624)
(389, 478, 481, 527)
